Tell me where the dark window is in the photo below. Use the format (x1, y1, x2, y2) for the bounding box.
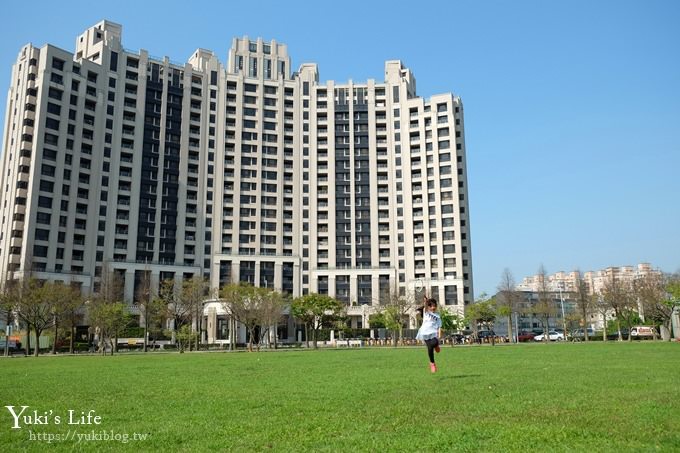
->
(110, 51, 118, 71)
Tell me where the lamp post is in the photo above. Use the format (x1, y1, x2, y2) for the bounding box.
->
(558, 282, 567, 339)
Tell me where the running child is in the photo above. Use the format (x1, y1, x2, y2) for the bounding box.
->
(416, 295, 442, 373)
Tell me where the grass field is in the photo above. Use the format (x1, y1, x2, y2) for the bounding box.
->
(1, 342, 679, 452)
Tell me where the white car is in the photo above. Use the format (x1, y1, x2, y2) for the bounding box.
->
(533, 331, 565, 341)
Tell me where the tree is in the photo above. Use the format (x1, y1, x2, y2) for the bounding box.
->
(175, 324, 197, 353)
(258, 290, 286, 349)
(88, 301, 131, 356)
(496, 268, 521, 342)
(0, 279, 17, 356)
(664, 274, 680, 340)
(90, 269, 126, 354)
(593, 292, 610, 341)
(573, 271, 594, 341)
(534, 265, 557, 340)
(49, 282, 83, 354)
(369, 312, 386, 328)
(601, 273, 636, 341)
(219, 283, 285, 352)
(635, 272, 678, 341)
(15, 278, 55, 357)
(134, 270, 154, 353)
(290, 293, 344, 349)
(380, 290, 416, 346)
(466, 293, 499, 345)
(179, 276, 210, 351)
(161, 278, 193, 342)
(439, 309, 465, 338)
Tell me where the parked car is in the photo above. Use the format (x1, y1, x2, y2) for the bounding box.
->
(447, 333, 465, 345)
(570, 328, 596, 340)
(534, 331, 565, 341)
(517, 331, 536, 342)
(607, 329, 630, 341)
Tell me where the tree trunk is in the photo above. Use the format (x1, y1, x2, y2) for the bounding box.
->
(273, 323, 278, 350)
(69, 323, 75, 354)
(616, 319, 623, 341)
(34, 328, 41, 357)
(195, 310, 201, 351)
(52, 317, 58, 354)
(4, 313, 11, 356)
(507, 314, 513, 343)
(143, 313, 148, 353)
(312, 328, 317, 349)
(229, 317, 234, 351)
(25, 326, 31, 356)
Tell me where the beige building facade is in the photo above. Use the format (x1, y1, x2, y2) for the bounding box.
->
(0, 21, 473, 340)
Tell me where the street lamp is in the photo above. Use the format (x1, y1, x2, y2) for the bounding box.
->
(558, 282, 567, 339)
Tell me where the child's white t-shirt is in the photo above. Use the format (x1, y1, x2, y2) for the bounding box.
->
(417, 311, 441, 340)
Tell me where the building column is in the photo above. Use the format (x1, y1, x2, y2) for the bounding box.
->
(350, 274, 358, 305)
(293, 262, 301, 297)
(124, 269, 135, 303)
(210, 259, 221, 291)
(274, 262, 283, 291)
(206, 306, 217, 343)
(328, 275, 336, 298)
(232, 260, 240, 286)
(150, 271, 160, 296)
(254, 261, 261, 287)
(372, 275, 380, 306)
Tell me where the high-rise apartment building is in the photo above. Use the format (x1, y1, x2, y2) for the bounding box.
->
(0, 21, 473, 327)
(516, 263, 660, 295)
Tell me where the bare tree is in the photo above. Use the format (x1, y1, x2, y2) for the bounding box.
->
(573, 270, 594, 341)
(50, 282, 83, 354)
(179, 276, 210, 351)
(258, 290, 286, 349)
(601, 273, 636, 341)
(15, 278, 54, 357)
(496, 268, 521, 342)
(161, 278, 193, 342)
(634, 272, 676, 340)
(220, 283, 261, 352)
(134, 270, 169, 352)
(90, 269, 126, 353)
(62, 289, 85, 354)
(534, 265, 556, 341)
(0, 278, 17, 356)
(593, 292, 610, 341)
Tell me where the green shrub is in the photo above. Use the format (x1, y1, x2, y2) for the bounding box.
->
(121, 327, 145, 338)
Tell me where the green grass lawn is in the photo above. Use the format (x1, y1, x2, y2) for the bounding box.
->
(1, 342, 679, 452)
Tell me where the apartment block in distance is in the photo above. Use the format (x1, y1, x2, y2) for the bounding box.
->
(0, 21, 473, 337)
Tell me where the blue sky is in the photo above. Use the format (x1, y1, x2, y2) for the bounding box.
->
(1, 0, 678, 296)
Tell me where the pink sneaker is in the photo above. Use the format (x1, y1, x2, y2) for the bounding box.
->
(430, 363, 437, 373)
